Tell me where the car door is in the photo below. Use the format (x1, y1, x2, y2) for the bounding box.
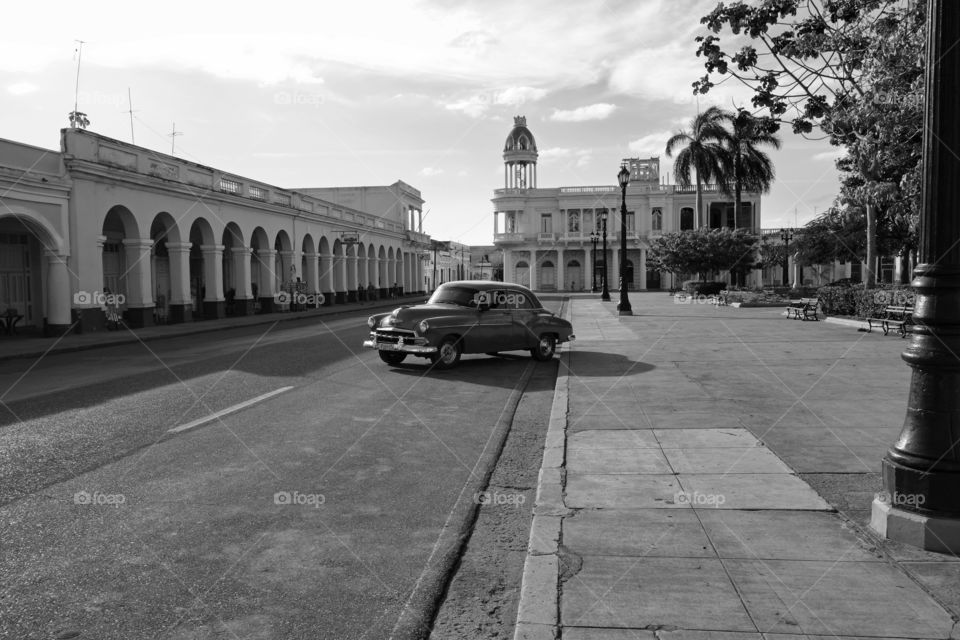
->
(501, 288, 539, 350)
(473, 289, 520, 352)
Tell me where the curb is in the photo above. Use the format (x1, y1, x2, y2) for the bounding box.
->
(390, 361, 537, 640)
(0, 298, 419, 363)
(513, 305, 571, 640)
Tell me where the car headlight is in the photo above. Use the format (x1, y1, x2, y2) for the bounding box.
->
(367, 316, 377, 329)
(381, 315, 394, 327)
(419, 319, 429, 333)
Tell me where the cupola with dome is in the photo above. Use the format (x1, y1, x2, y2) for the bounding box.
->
(502, 115, 538, 189)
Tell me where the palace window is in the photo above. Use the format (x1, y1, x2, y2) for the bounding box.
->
(651, 208, 662, 231)
(540, 214, 553, 233)
(568, 210, 580, 232)
(680, 207, 694, 230)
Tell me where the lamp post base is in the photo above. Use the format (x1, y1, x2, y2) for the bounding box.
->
(870, 498, 960, 553)
(617, 305, 632, 316)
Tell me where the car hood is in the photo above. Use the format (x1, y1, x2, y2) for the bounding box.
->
(385, 304, 470, 327)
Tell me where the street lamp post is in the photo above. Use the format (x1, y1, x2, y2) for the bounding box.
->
(871, 0, 960, 553)
(590, 230, 600, 292)
(600, 210, 610, 301)
(616, 163, 632, 316)
(780, 228, 794, 287)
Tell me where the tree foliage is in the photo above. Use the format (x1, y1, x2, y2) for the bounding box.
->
(648, 228, 758, 280)
(693, 0, 924, 279)
(665, 106, 730, 226)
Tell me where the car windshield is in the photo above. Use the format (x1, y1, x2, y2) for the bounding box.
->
(428, 285, 481, 307)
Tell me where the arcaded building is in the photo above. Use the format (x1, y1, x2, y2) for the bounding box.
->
(0, 128, 431, 335)
(492, 116, 763, 291)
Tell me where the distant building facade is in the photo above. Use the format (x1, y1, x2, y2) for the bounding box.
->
(492, 116, 764, 291)
(0, 129, 431, 334)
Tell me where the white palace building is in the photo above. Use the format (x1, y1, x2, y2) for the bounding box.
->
(492, 116, 763, 291)
(0, 128, 431, 335)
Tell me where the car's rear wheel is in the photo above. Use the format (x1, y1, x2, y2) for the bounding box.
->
(431, 337, 462, 369)
(378, 351, 407, 365)
(530, 334, 556, 361)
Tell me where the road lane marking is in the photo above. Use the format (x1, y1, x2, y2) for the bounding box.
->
(167, 386, 295, 434)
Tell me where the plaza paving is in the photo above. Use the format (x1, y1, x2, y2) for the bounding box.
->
(516, 292, 960, 639)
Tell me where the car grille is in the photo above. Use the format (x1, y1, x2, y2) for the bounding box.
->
(375, 328, 416, 344)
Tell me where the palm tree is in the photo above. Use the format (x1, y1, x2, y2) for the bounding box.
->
(720, 109, 781, 229)
(665, 106, 729, 228)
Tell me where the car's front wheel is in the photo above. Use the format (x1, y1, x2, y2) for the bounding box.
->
(530, 334, 557, 361)
(431, 337, 462, 369)
(378, 351, 407, 365)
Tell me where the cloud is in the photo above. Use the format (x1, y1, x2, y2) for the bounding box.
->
(419, 167, 445, 177)
(629, 131, 673, 157)
(812, 148, 845, 162)
(443, 85, 547, 118)
(7, 82, 38, 95)
(549, 103, 617, 122)
(538, 147, 575, 162)
(495, 86, 547, 106)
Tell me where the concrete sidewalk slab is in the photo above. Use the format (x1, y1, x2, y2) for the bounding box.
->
(513, 293, 960, 640)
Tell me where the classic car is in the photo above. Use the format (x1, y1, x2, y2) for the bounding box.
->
(362, 281, 575, 369)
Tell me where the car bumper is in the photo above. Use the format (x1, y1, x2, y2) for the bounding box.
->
(363, 335, 438, 354)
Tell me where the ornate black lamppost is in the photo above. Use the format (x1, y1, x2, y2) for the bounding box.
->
(616, 163, 632, 316)
(780, 227, 794, 287)
(600, 210, 610, 301)
(590, 230, 600, 292)
(871, 0, 960, 553)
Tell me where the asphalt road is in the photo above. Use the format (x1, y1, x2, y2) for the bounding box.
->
(0, 307, 560, 639)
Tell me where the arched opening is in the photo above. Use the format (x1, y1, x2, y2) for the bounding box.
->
(101, 206, 139, 325)
(0, 211, 66, 332)
(250, 227, 271, 312)
(566, 259, 582, 291)
(222, 223, 248, 315)
(188, 217, 217, 319)
(539, 259, 555, 290)
(318, 236, 334, 305)
(150, 213, 181, 323)
(515, 260, 530, 288)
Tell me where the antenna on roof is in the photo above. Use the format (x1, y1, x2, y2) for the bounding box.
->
(68, 40, 89, 129)
(169, 122, 183, 155)
(127, 88, 137, 144)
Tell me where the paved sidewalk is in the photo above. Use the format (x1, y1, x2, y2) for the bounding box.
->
(515, 293, 960, 639)
(0, 295, 421, 363)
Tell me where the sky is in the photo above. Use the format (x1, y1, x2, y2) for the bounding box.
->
(2, 0, 843, 246)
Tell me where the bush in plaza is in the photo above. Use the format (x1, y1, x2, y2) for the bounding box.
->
(816, 284, 915, 318)
(816, 285, 861, 316)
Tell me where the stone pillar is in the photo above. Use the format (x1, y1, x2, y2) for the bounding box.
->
(639, 248, 648, 289)
(347, 251, 358, 303)
(232, 247, 254, 316)
(531, 251, 539, 290)
(584, 248, 593, 291)
(304, 251, 320, 306)
(258, 248, 277, 313)
(319, 252, 334, 305)
(45, 251, 72, 336)
(557, 248, 566, 291)
(200, 244, 226, 319)
(166, 242, 193, 323)
(122, 238, 155, 328)
(73, 236, 108, 332)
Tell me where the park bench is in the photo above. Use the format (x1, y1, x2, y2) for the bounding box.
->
(785, 297, 819, 321)
(867, 305, 914, 337)
(1, 308, 23, 335)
